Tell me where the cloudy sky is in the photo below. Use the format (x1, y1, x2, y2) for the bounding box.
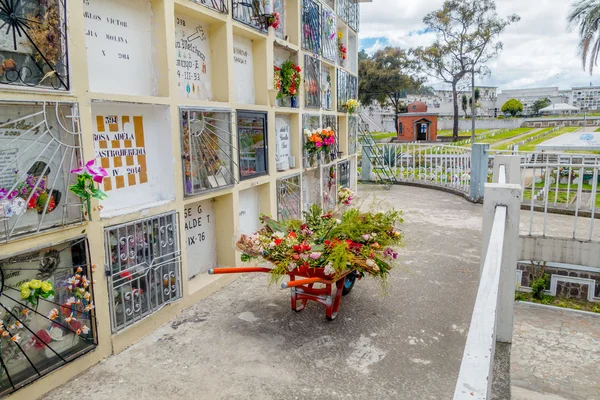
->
(359, 0, 597, 92)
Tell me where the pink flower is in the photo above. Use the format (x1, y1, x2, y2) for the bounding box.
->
(71, 159, 108, 184)
(309, 252, 322, 260)
(315, 142, 323, 148)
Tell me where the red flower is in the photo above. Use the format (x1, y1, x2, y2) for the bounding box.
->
(293, 244, 303, 253)
(274, 238, 283, 246)
(294, 65, 301, 73)
(119, 271, 133, 281)
(31, 329, 51, 350)
(292, 254, 299, 260)
(27, 197, 36, 209)
(70, 320, 82, 332)
(301, 243, 311, 252)
(288, 231, 297, 239)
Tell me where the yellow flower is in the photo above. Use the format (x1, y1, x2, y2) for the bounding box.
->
(28, 280, 42, 289)
(338, 31, 343, 39)
(19, 282, 29, 291)
(20, 287, 31, 300)
(41, 281, 53, 293)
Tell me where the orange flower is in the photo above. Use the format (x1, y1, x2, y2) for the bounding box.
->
(2, 331, 9, 338)
(76, 329, 81, 335)
(309, 133, 322, 143)
(76, 267, 83, 273)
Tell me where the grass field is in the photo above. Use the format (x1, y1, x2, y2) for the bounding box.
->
(371, 132, 397, 140)
(437, 129, 489, 137)
(495, 128, 553, 150)
(517, 127, 579, 151)
(595, 127, 600, 132)
(523, 189, 573, 205)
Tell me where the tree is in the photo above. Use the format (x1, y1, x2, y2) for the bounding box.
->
(501, 99, 523, 117)
(413, 0, 519, 142)
(532, 97, 551, 114)
(358, 47, 426, 134)
(358, 49, 368, 63)
(461, 94, 469, 118)
(568, 0, 600, 74)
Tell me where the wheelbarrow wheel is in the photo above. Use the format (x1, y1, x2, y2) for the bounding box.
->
(342, 273, 357, 296)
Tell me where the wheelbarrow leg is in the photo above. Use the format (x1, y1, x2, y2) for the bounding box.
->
(290, 275, 312, 312)
(326, 279, 345, 321)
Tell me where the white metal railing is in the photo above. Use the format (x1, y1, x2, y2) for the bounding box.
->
(454, 205, 506, 399)
(373, 143, 472, 193)
(454, 157, 521, 400)
(520, 153, 600, 241)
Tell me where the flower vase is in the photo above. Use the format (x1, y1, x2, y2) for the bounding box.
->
(291, 96, 297, 108)
(308, 154, 316, 168)
(317, 152, 323, 165)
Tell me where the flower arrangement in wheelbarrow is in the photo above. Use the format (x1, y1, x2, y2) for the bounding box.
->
(237, 204, 402, 283)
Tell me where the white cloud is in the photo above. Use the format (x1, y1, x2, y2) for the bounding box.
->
(360, 0, 596, 91)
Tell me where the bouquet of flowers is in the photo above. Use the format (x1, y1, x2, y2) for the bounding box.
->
(338, 187, 354, 206)
(278, 60, 302, 99)
(304, 127, 336, 156)
(235, 204, 403, 285)
(338, 32, 347, 62)
(267, 12, 281, 29)
(0, 171, 57, 218)
(346, 99, 359, 114)
(273, 66, 282, 93)
(69, 159, 108, 221)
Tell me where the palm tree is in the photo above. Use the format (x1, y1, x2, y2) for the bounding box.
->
(461, 94, 468, 118)
(568, 0, 600, 74)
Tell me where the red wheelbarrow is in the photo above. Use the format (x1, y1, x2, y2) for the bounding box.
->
(208, 265, 359, 320)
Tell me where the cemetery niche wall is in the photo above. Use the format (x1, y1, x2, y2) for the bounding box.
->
(0, 102, 84, 242)
(175, 13, 213, 101)
(180, 108, 236, 197)
(233, 35, 256, 105)
(184, 199, 217, 279)
(0, 0, 69, 90)
(0, 238, 98, 397)
(91, 103, 174, 217)
(84, 0, 159, 96)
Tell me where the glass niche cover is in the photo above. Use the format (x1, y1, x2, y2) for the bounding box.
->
(237, 111, 268, 180)
(0, 238, 97, 397)
(181, 109, 236, 196)
(0, 0, 69, 90)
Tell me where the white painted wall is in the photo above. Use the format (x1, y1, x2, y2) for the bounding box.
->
(91, 103, 175, 217)
(520, 236, 600, 269)
(232, 36, 255, 104)
(239, 187, 261, 235)
(184, 199, 217, 278)
(84, 0, 157, 96)
(174, 13, 212, 101)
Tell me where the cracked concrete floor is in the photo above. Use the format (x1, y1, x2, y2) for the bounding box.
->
(43, 185, 600, 400)
(512, 303, 600, 400)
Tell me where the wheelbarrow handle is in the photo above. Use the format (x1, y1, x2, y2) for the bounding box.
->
(208, 267, 272, 275)
(281, 277, 335, 289)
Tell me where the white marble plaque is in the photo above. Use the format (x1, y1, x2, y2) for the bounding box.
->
(174, 14, 212, 101)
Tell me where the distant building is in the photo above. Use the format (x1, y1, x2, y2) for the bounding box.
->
(496, 87, 568, 115)
(396, 101, 438, 142)
(571, 86, 600, 111)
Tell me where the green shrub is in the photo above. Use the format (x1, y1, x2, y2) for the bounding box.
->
(531, 273, 549, 300)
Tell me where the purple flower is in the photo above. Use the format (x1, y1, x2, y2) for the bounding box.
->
(71, 159, 108, 184)
(309, 252, 322, 260)
(362, 234, 370, 241)
(7, 190, 18, 200)
(21, 188, 27, 195)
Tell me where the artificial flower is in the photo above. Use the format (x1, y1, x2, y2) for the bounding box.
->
(70, 159, 108, 184)
(41, 281, 53, 293)
(20, 287, 31, 299)
(28, 280, 42, 289)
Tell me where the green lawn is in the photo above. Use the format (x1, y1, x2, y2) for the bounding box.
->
(495, 128, 553, 150)
(515, 292, 600, 314)
(438, 129, 489, 137)
(477, 128, 533, 144)
(517, 127, 579, 151)
(371, 132, 397, 140)
(523, 188, 573, 205)
(595, 127, 600, 132)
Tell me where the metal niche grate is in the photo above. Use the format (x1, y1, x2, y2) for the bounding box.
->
(105, 212, 182, 333)
(180, 108, 237, 197)
(277, 174, 301, 221)
(232, 0, 268, 33)
(337, 160, 350, 188)
(0, 0, 69, 90)
(304, 55, 321, 108)
(321, 7, 337, 63)
(348, 115, 358, 155)
(189, 0, 228, 13)
(348, 0, 359, 31)
(0, 237, 98, 397)
(337, 69, 348, 111)
(0, 101, 84, 243)
(336, 0, 349, 22)
(302, 167, 321, 211)
(302, 0, 321, 54)
(323, 163, 337, 211)
(273, 0, 285, 39)
(302, 114, 321, 168)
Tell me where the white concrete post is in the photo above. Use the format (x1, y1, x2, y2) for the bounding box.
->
(492, 155, 521, 185)
(480, 158, 522, 343)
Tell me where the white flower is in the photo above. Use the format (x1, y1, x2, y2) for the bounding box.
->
(366, 259, 376, 268)
(272, 231, 285, 239)
(335, 219, 341, 224)
(317, 128, 323, 134)
(287, 262, 297, 272)
(81, 325, 90, 335)
(324, 262, 335, 276)
(304, 129, 311, 136)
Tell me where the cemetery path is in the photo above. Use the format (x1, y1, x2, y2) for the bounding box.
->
(43, 185, 600, 400)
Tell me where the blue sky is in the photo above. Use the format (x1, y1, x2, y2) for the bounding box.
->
(359, 0, 598, 92)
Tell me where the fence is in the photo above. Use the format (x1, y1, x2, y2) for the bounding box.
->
(367, 143, 473, 193)
(454, 156, 521, 399)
